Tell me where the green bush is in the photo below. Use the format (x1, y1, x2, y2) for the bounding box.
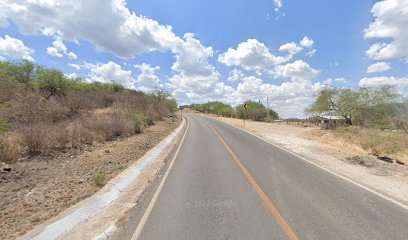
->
(36, 68, 68, 99)
(94, 173, 106, 188)
(0, 118, 11, 133)
(133, 113, 150, 133)
(235, 101, 278, 121)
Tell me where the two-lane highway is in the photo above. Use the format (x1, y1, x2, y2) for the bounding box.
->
(128, 114, 408, 239)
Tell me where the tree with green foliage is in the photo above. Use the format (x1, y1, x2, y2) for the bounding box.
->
(36, 68, 68, 99)
(393, 99, 408, 135)
(149, 89, 178, 112)
(9, 60, 35, 84)
(306, 86, 399, 126)
(188, 101, 235, 117)
(149, 89, 172, 103)
(236, 101, 278, 121)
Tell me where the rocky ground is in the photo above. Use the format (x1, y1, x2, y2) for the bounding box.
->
(0, 118, 181, 240)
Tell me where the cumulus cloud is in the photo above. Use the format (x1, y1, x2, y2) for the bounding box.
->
(47, 36, 78, 59)
(227, 69, 245, 82)
(364, 0, 408, 61)
(68, 63, 81, 70)
(0, 0, 179, 58)
(46, 47, 63, 58)
(278, 36, 316, 58)
(230, 75, 325, 118)
(279, 42, 302, 55)
(359, 76, 408, 90)
(366, 62, 391, 73)
(134, 63, 162, 92)
(299, 36, 314, 48)
(221, 60, 323, 118)
(87, 61, 136, 89)
(271, 60, 320, 82)
(0, 35, 34, 61)
(218, 39, 289, 70)
(168, 33, 233, 104)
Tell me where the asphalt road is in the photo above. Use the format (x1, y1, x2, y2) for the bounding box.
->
(131, 114, 408, 240)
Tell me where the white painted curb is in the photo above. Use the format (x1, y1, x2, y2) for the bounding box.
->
(21, 118, 186, 240)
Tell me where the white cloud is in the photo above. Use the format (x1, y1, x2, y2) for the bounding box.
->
(279, 37, 316, 58)
(65, 72, 77, 79)
(221, 60, 323, 118)
(271, 60, 320, 82)
(227, 69, 245, 82)
(0, 0, 179, 58)
(0, 35, 34, 61)
(299, 36, 314, 48)
(134, 63, 162, 92)
(364, 0, 408, 61)
(168, 33, 233, 104)
(305, 49, 316, 57)
(230, 75, 325, 118)
(359, 76, 408, 91)
(46, 37, 77, 59)
(87, 61, 135, 89)
(67, 52, 77, 60)
(365, 43, 398, 60)
(68, 63, 81, 70)
(218, 39, 289, 70)
(46, 47, 63, 58)
(273, 0, 283, 12)
(366, 62, 391, 73)
(279, 42, 302, 55)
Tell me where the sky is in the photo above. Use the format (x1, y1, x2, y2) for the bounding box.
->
(0, 0, 408, 118)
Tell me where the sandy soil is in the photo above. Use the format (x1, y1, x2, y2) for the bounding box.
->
(0, 118, 181, 240)
(211, 115, 408, 205)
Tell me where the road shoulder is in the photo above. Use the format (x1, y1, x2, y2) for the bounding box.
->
(206, 115, 408, 207)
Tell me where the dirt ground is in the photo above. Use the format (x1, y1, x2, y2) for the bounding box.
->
(210, 115, 408, 204)
(0, 118, 181, 240)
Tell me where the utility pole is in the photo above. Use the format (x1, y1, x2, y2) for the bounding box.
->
(266, 96, 270, 120)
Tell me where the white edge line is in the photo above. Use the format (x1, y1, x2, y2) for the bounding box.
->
(131, 118, 190, 240)
(206, 116, 408, 211)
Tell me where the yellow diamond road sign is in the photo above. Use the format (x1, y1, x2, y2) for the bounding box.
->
(243, 102, 248, 110)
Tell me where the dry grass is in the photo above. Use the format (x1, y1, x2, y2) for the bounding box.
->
(332, 127, 408, 164)
(0, 86, 172, 162)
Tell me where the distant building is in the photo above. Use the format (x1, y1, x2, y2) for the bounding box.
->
(315, 111, 346, 129)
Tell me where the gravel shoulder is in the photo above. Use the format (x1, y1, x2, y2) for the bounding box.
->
(0, 118, 181, 240)
(209, 115, 408, 205)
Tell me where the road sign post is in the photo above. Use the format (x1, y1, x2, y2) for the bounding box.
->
(243, 102, 248, 128)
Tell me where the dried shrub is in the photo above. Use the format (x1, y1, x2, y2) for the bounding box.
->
(68, 122, 95, 148)
(20, 124, 47, 155)
(82, 110, 134, 141)
(0, 135, 16, 162)
(146, 104, 169, 121)
(47, 123, 70, 151)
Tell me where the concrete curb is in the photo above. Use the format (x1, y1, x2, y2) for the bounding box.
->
(20, 118, 186, 240)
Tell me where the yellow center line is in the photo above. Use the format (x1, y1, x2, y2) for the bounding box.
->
(207, 123, 299, 240)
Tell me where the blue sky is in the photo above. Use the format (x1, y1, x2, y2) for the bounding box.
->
(0, 0, 407, 117)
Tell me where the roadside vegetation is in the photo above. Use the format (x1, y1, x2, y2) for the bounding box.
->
(0, 60, 178, 163)
(306, 86, 408, 161)
(188, 100, 279, 121)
